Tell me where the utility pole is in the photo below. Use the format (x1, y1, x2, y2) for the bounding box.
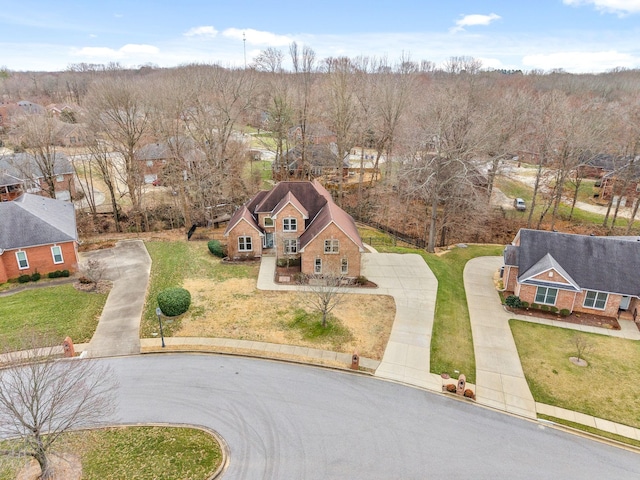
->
(243, 32, 247, 68)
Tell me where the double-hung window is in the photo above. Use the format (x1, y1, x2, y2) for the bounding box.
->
(283, 218, 297, 231)
(534, 286, 558, 305)
(51, 245, 64, 264)
(341, 258, 348, 275)
(583, 290, 607, 310)
(16, 251, 29, 270)
(314, 258, 322, 274)
(238, 236, 252, 252)
(284, 239, 298, 254)
(324, 239, 339, 254)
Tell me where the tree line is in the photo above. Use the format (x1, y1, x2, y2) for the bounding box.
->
(2, 48, 640, 249)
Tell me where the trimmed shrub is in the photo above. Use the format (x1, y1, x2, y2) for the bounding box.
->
(355, 275, 369, 286)
(464, 389, 475, 399)
(521, 301, 529, 308)
(560, 309, 571, 317)
(207, 240, 226, 258)
(505, 295, 522, 308)
(540, 304, 550, 312)
(48, 270, 61, 279)
(531, 303, 540, 310)
(157, 287, 191, 317)
(30, 272, 41, 282)
(61, 270, 70, 277)
(18, 274, 31, 284)
(550, 306, 559, 313)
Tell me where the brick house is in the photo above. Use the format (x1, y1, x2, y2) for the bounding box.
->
(503, 229, 640, 318)
(0, 193, 79, 283)
(224, 180, 365, 277)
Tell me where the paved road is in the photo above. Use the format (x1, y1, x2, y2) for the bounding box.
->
(107, 355, 640, 480)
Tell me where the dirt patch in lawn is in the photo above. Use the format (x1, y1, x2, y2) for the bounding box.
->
(178, 278, 395, 360)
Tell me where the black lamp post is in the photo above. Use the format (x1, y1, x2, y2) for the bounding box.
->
(155, 307, 166, 348)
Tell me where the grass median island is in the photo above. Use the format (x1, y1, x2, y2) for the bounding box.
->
(0, 426, 223, 480)
(510, 320, 640, 429)
(0, 285, 107, 347)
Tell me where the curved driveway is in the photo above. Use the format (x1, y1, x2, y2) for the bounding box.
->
(109, 355, 639, 479)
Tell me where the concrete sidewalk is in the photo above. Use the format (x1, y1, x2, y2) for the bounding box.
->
(84, 240, 151, 357)
(257, 253, 442, 390)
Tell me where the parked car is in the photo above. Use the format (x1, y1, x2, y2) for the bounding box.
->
(514, 198, 526, 211)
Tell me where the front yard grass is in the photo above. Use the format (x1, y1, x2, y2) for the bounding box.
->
(510, 320, 640, 429)
(0, 426, 222, 480)
(143, 239, 395, 360)
(0, 285, 107, 347)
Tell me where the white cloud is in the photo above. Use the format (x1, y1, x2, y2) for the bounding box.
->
(522, 50, 639, 72)
(563, 0, 640, 15)
(222, 28, 292, 46)
(451, 13, 501, 33)
(71, 44, 159, 60)
(184, 26, 218, 38)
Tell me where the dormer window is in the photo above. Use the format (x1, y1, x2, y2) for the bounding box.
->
(283, 218, 297, 231)
(264, 217, 274, 227)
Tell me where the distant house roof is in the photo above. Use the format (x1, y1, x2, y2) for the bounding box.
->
(0, 152, 74, 179)
(0, 172, 23, 187)
(135, 138, 202, 163)
(0, 193, 77, 250)
(506, 228, 640, 296)
(282, 143, 349, 171)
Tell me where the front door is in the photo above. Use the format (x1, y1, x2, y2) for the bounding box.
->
(620, 295, 631, 310)
(264, 233, 274, 249)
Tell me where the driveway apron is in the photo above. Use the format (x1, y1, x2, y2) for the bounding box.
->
(84, 240, 151, 357)
(464, 256, 537, 418)
(363, 253, 441, 390)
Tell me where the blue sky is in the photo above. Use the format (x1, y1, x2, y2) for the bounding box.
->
(1, 0, 639, 72)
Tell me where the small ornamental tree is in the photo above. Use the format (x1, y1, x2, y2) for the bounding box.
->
(157, 287, 191, 316)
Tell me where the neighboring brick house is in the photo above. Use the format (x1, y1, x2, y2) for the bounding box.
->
(503, 229, 640, 318)
(0, 193, 79, 283)
(0, 152, 76, 201)
(0, 172, 24, 201)
(224, 180, 365, 277)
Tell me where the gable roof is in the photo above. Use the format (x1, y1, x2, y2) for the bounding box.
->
(513, 229, 640, 296)
(518, 253, 580, 292)
(271, 191, 309, 219)
(0, 193, 77, 250)
(224, 180, 362, 252)
(298, 199, 365, 252)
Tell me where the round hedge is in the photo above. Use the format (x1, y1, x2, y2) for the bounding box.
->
(157, 287, 191, 317)
(207, 240, 225, 258)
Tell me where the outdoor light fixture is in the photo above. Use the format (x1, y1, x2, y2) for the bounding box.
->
(155, 307, 166, 348)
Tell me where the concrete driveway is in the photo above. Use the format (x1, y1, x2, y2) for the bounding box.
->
(464, 256, 537, 418)
(362, 253, 441, 390)
(83, 240, 151, 357)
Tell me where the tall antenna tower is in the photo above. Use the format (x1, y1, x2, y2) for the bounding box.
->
(243, 32, 247, 68)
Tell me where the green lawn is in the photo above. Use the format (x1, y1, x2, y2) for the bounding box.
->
(359, 226, 503, 384)
(0, 285, 107, 347)
(141, 240, 259, 337)
(0, 426, 222, 480)
(510, 320, 640, 429)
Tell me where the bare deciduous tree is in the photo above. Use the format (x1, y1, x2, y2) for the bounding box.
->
(0, 341, 116, 479)
(299, 273, 346, 328)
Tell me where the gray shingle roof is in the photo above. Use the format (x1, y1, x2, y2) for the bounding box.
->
(0, 152, 74, 178)
(0, 194, 77, 250)
(515, 229, 640, 296)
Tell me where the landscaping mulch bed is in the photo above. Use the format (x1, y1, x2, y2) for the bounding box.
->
(508, 306, 621, 330)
